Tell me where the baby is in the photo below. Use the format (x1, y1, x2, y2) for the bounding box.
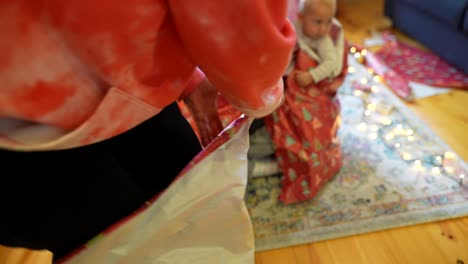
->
(256, 0, 346, 204)
(293, 0, 344, 92)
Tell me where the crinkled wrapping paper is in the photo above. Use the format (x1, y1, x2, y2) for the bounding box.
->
(58, 116, 255, 264)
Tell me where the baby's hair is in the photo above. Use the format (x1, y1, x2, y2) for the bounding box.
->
(299, 0, 337, 14)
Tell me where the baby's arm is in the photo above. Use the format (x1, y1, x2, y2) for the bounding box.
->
(308, 36, 337, 83)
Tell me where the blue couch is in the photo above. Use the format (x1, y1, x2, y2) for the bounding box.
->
(385, 0, 468, 74)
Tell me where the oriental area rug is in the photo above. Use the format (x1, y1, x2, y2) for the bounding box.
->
(246, 54, 468, 251)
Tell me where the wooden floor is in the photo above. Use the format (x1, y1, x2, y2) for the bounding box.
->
(1, 0, 467, 263)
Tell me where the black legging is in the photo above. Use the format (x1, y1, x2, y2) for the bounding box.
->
(0, 103, 202, 260)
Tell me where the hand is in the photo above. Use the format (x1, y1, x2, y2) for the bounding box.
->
(324, 78, 344, 95)
(325, 81, 340, 94)
(183, 78, 224, 147)
(295, 71, 314, 88)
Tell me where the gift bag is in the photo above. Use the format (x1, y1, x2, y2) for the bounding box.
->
(264, 83, 343, 204)
(263, 21, 347, 204)
(58, 116, 254, 264)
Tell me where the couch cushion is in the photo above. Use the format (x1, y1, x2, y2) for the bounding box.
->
(400, 0, 468, 29)
(464, 10, 468, 33)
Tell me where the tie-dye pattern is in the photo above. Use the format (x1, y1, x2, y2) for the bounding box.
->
(0, 0, 295, 150)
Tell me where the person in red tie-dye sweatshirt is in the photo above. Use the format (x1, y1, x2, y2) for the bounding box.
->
(0, 0, 295, 259)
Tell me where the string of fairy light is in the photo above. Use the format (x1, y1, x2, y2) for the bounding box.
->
(343, 46, 466, 186)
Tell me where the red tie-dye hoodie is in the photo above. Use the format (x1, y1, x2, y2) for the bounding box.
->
(0, 0, 295, 150)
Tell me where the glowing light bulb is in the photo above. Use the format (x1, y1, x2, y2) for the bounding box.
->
(445, 167, 455, 174)
(385, 133, 394, 141)
(433, 156, 443, 166)
(358, 122, 367, 130)
(368, 133, 378, 140)
(381, 118, 392, 126)
(402, 153, 412, 160)
(444, 152, 455, 159)
(414, 160, 425, 171)
(367, 103, 376, 111)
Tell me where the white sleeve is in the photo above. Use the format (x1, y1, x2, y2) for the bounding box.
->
(307, 36, 337, 83)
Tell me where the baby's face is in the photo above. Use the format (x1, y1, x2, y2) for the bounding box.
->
(300, 3, 335, 39)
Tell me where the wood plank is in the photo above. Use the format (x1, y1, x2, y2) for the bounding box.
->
(405, 90, 468, 161)
(0, 246, 52, 264)
(255, 247, 297, 264)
